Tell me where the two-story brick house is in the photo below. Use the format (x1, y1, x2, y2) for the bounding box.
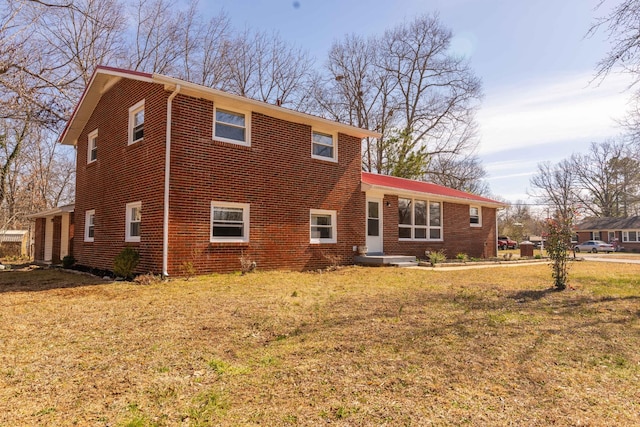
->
(30, 66, 504, 275)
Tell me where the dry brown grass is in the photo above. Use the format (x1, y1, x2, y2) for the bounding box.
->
(1, 263, 639, 426)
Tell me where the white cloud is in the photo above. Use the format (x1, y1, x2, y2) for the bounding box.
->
(477, 72, 633, 155)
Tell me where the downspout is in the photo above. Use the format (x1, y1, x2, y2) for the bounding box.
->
(163, 84, 181, 277)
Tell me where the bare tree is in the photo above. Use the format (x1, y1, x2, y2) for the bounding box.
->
(424, 153, 489, 195)
(529, 159, 578, 220)
(222, 29, 314, 107)
(318, 14, 483, 182)
(589, 0, 640, 86)
(571, 140, 639, 217)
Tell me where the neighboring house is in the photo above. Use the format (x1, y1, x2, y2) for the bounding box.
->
(27, 204, 75, 264)
(29, 66, 504, 274)
(0, 230, 29, 258)
(575, 216, 640, 252)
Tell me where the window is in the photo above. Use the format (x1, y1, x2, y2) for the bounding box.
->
(125, 201, 141, 242)
(211, 202, 250, 243)
(623, 231, 639, 242)
(87, 129, 98, 163)
(214, 107, 250, 146)
(310, 209, 337, 244)
(470, 206, 481, 226)
(398, 198, 442, 240)
(312, 131, 336, 161)
(128, 100, 145, 145)
(85, 210, 95, 242)
(591, 231, 601, 240)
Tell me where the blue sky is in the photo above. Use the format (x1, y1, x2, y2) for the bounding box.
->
(207, 0, 632, 204)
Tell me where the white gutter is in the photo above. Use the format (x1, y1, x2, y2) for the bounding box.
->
(163, 84, 181, 277)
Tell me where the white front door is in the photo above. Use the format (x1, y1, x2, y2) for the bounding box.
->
(366, 198, 383, 254)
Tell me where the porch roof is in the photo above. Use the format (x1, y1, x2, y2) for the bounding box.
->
(26, 204, 75, 219)
(361, 172, 506, 208)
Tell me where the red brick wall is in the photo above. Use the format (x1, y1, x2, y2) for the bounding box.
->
(74, 80, 366, 275)
(167, 95, 365, 274)
(74, 79, 167, 273)
(381, 196, 497, 260)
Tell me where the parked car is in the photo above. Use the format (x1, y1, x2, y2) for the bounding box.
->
(498, 236, 518, 250)
(573, 240, 614, 253)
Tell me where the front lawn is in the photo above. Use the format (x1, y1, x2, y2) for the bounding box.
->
(0, 263, 639, 426)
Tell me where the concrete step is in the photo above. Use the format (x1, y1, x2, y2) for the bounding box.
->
(355, 255, 417, 266)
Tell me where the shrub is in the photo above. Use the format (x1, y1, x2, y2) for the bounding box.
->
(181, 261, 196, 280)
(239, 251, 256, 275)
(133, 272, 162, 285)
(546, 213, 574, 290)
(456, 253, 469, 262)
(113, 247, 140, 280)
(426, 249, 447, 266)
(61, 255, 76, 269)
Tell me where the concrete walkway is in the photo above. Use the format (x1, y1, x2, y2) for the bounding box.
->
(407, 254, 640, 271)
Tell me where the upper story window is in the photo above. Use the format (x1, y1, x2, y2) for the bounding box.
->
(87, 129, 98, 163)
(210, 202, 250, 243)
(470, 206, 481, 227)
(85, 210, 95, 242)
(125, 201, 141, 242)
(214, 107, 250, 146)
(128, 100, 145, 145)
(398, 198, 442, 241)
(310, 209, 337, 244)
(312, 130, 337, 162)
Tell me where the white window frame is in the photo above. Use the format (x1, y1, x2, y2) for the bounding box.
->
(470, 206, 481, 227)
(311, 130, 337, 162)
(210, 202, 250, 243)
(84, 209, 95, 242)
(310, 209, 337, 244)
(213, 106, 251, 147)
(125, 201, 141, 242)
(398, 198, 443, 241)
(622, 230, 639, 242)
(87, 129, 98, 163)
(128, 100, 145, 145)
(591, 231, 601, 240)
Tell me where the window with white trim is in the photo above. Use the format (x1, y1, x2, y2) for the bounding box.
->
(214, 107, 250, 146)
(210, 202, 250, 243)
(85, 210, 95, 242)
(591, 231, 601, 240)
(622, 231, 639, 242)
(125, 201, 141, 242)
(398, 198, 442, 240)
(310, 209, 337, 244)
(470, 206, 481, 226)
(128, 100, 145, 145)
(87, 129, 98, 163)
(312, 130, 336, 161)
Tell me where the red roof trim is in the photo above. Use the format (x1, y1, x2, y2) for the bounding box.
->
(361, 172, 504, 206)
(94, 65, 153, 79)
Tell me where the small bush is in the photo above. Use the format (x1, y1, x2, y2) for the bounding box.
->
(426, 249, 447, 266)
(456, 253, 469, 262)
(113, 247, 140, 280)
(61, 255, 76, 269)
(133, 272, 162, 285)
(239, 251, 256, 275)
(181, 261, 196, 280)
